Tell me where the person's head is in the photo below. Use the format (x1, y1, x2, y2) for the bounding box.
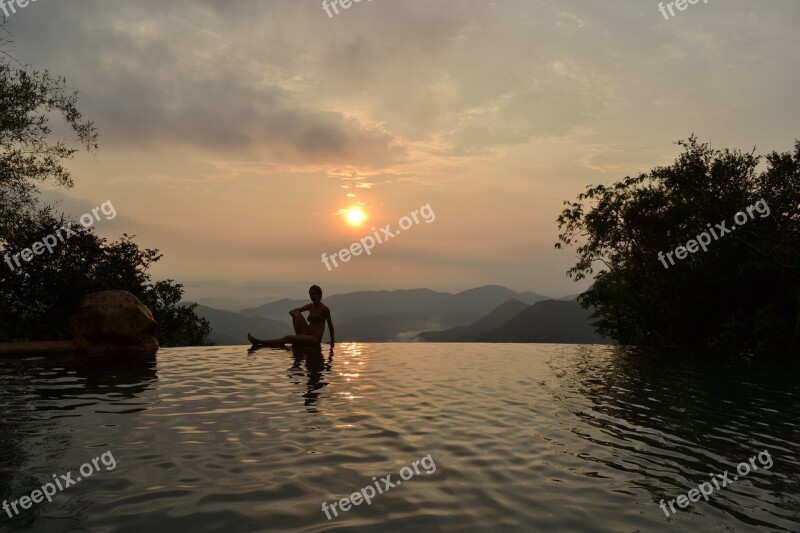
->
(309, 285, 322, 303)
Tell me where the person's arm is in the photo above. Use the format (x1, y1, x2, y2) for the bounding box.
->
(326, 309, 335, 347)
(290, 304, 311, 317)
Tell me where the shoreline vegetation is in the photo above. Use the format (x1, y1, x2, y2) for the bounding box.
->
(557, 136, 800, 356)
(0, 30, 209, 348)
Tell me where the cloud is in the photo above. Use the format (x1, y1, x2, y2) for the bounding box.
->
(5, 0, 408, 166)
(2, 0, 798, 301)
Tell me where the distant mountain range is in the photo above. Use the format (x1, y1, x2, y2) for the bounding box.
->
(477, 299, 609, 343)
(419, 298, 610, 344)
(418, 299, 530, 342)
(194, 305, 286, 346)
(192, 285, 612, 346)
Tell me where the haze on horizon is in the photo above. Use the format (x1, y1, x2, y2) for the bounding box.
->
(5, 0, 799, 308)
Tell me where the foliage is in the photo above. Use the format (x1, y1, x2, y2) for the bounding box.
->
(0, 30, 211, 346)
(556, 136, 800, 353)
(0, 206, 211, 345)
(142, 281, 211, 347)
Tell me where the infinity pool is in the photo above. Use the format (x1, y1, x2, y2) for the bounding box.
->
(1, 344, 798, 532)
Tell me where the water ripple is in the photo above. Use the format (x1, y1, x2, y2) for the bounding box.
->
(0, 344, 798, 532)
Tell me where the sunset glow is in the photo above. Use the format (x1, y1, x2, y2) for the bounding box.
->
(345, 207, 366, 226)
(4, 1, 796, 304)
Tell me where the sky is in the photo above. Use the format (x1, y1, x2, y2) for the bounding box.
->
(3, 0, 799, 309)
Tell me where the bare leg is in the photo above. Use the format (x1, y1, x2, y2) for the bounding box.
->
(248, 333, 320, 348)
(292, 313, 310, 335)
(248, 333, 288, 347)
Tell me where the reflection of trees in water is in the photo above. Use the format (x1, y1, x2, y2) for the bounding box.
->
(0, 355, 158, 530)
(547, 345, 800, 522)
(71, 355, 158, 398)
(558, 346, 800, 450)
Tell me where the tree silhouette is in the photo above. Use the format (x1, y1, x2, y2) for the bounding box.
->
(0, 27, 210, 346)
(557, 136, 800, 354)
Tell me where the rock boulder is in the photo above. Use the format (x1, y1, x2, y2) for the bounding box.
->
(70, 291, 160, 358)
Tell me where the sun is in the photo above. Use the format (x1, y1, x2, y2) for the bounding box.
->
(345, 207, 366, 225)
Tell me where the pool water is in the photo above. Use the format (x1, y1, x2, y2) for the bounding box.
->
(1, 344, 799, 532)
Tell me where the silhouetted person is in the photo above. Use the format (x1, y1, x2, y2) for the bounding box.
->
(248, 285, 335, 349)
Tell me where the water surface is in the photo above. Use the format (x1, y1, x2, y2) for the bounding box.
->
(1, 344, 798, 532)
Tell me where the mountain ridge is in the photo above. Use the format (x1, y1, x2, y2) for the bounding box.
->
(192, 286, 601, 345)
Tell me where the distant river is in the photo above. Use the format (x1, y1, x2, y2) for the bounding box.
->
(1, 344, 798, 532)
